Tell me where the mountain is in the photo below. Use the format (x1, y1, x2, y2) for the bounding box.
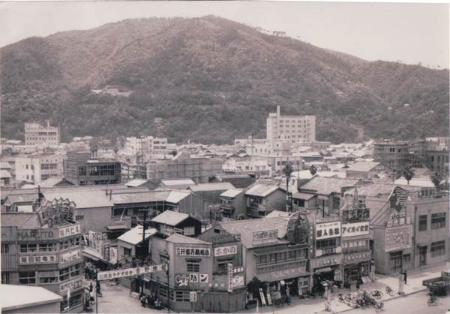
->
(1, 16, 448, 144)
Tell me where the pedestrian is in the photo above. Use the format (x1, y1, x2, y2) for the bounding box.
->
(404, 270, 407, 285)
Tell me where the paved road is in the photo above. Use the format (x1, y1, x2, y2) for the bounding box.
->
(345, 291, 450, 314)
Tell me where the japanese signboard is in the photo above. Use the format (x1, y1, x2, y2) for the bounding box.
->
(19, 254, 57, 265)
(341, 222, 369, 237)
(58, 224, 81, 238)
(97, 264, 165, 281)
(384, 225, 412, 252)
(60, 249, 82, 263)
(252, 230, 278, 245)
(315, 222, 341, 240)
(214, 245, 238, 257)
(60, 278, 83, 293)
(176, 247, 211, 257)
(228, 264, 245, 292)
(175, 273, 209, 287)
(16, 229, 56, 241)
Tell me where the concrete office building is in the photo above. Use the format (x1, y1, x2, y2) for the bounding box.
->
(266, 106, 316, 144)
(24, 121, 60, 147)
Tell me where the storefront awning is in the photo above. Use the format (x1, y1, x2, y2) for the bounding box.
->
(256, 268, 308, 283)
(314, 267, 333, 273)
(82, 247, 105, 262)
(107, 224, 129, 231)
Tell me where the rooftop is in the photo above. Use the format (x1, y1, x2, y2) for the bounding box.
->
(220, 217, 290, 249)
(1, 212, 41, 228)
(151, 210, 190, 226)
(346, 161, 381, 172)
(166, 233, 210, 244)
(0, 284, 62, 311)
(220, 188, 244, 198)
(161, 179, 196, 186)
(111, 191, 170, 205)
(125, 178, 149, 187)
(44, 189, 113, 209)
(117, 225, 157, 245)
(300, 176, 359, 195)
(245, 184, 281, 198)
(189, 182, 235, 192)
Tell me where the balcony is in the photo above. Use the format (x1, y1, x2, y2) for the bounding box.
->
(18, 248, 82, 267)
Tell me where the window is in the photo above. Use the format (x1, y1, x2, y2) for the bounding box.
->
(418, 215, 427, 231)
(19, 271, 36, 284)
(1, 244, 9, 253)
(175, 290, 190, 302)
(39, 275, 58, 284)
(186, 261, 200, 273)
(431, 241, 445, 257)
(70, 264, 81, 277)
(20, 243, 37, 253)
(39, 243, 56, 252)
(59, 267, 70, 281)
(124, 247, 132, 257)
(403, 254, 411, 265)
(431, 213, 446, 229)
(184, 226, 195, 236)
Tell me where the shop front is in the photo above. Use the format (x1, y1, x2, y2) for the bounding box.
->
(310, 254, 343, 296)
(343, 251, 371, 288)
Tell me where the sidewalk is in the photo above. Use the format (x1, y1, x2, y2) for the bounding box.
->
(243, 264, 447, 314)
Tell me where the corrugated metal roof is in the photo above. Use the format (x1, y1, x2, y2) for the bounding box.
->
(166, 191, 191, 204)
(245, 184, 280, 197)
(151, 210, 189, 226)
(117, 225, 157, 245)
(220, 189, 243, 198)
(292, 192, 315, 200)
(346, 161, 381, 172)
(45, 190, 113, 209)
(111, 191, 170, 205)
(300, 177, 359, 195)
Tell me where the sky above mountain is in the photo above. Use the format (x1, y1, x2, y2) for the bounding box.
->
(0, 1, 448, 69)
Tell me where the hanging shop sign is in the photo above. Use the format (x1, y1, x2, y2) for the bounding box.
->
(97, 264, 165, 281)
(60, 249, 82, 264)
(214, 245, 238, 257)
(175, 273, 209, 287)
(315, 222, 341, 240)
(252, 229, 278, 245)
(176, 247, 211, 257)
(341, 222, 369, 237)
(384, 225, 412, 252)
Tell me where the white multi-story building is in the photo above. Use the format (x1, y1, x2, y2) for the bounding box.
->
(124, 136, 170, 161)
(12, 153, 64, 184)
(266, 105, 316, 144)
(24, 121, 60, 147)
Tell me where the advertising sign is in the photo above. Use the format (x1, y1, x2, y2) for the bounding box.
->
(60, 278, 83, 293)
(60, 249, 82, 263)
(17, 229, 56, 241)
(252, 230, 278, 245)
(175, 273, 209, 287)
(19, 254, 57, 265)
(341, 222, 369, 237)
(214, 245, 238, 257)
(315, 222, 341, 240)
(97, 264, 165, 281)
(176, 247, 211, 257)
(384, 225, 412, 252)
(58, 224, 81, 238)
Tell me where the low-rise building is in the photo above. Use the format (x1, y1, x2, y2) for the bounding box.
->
(1, 284, 62, 314)
(219, 189, 246, 219)
(345, 161, 385, 179)
(244, 184, 287, 218)
(150, 210, 202, 238)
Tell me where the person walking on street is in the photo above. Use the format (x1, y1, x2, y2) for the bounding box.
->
(404, 270, 408, 285)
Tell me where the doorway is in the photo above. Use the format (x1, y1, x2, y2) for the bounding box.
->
(419, 246, 427, 266)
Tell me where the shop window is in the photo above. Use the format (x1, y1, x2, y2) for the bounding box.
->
(175, 290, 190, 302)
(19, 271, 36, 284)
(186, 261, 200, 273)
(431, 241, 445, 257)
(418, 215, 427, 231)
(431, 213, 446, 229)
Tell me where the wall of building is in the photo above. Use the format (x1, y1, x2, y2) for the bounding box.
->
(74, 206, 113, 233)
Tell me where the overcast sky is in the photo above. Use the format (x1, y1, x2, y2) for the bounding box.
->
(0, 1, 448, 68)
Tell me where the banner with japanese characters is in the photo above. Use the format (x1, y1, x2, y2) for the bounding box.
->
(341, 222, 369, 237)
(315, 222, 341, 240)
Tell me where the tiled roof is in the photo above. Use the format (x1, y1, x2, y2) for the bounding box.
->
(151, 210, 189, 226)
